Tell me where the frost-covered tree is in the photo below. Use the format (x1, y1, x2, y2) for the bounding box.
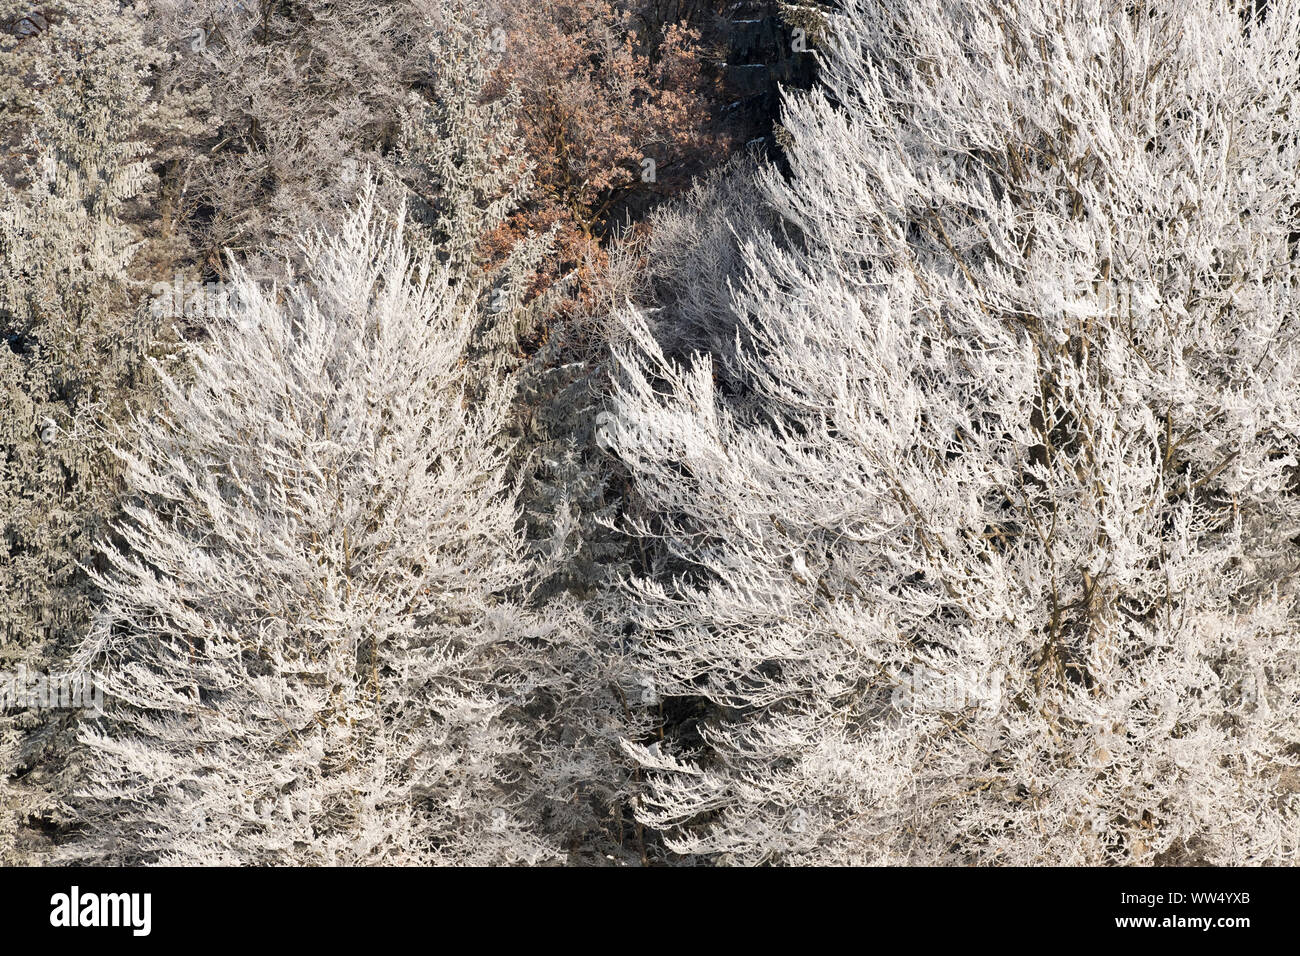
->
(0, 0, 161, 861)
(0, 0, 154, 666)
(607, 0, 1300, 864)
(395, 6, 566, 368)
(396, 7, 531, 277)
(65, 181, 562, 865)
(397, 14, 655, 854)
(635, 150, 776, 382)
(141, 0, 429, 272)
(505, 233, 670, 862)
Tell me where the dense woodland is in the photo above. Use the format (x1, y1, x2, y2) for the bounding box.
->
(1, 0, 1298, 865)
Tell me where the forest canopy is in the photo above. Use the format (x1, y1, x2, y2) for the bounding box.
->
(1, 0, 1297, 866)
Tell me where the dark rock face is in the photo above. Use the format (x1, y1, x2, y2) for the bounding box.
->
(7, 9, 48, 37)
(721, 2, 826, 150)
